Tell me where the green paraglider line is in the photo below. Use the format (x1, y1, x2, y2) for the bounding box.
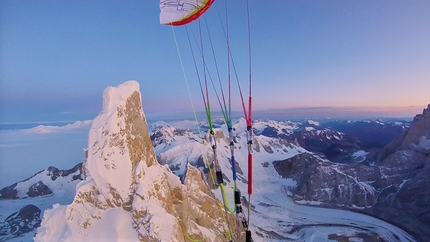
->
(164, 1, 255, 241)
(216, 2, 255, 241)
(167, 9, 233, 242)
(191, 17, 236, 240)
(196, 0, 254, 235)
(191, 23, 239, 218)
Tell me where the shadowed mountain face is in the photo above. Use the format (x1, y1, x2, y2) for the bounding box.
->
(322, 119, 410, 148)
(262, 118, 409, 164)
(274, 104, 430, 241)
(0, 205, 41, 241)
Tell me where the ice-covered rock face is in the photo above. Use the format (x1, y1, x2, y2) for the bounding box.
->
(35, 81, 235, 242)
(84, 81, 155, 206)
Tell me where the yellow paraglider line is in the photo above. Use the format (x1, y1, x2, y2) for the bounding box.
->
(220, 183, 236, 214)
(185, 200, 232, 242)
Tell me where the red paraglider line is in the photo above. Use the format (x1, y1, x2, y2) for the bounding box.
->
(245, 1, 253, 240)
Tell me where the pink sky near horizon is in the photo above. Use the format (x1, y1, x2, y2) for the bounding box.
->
(1, 1, 429, 123)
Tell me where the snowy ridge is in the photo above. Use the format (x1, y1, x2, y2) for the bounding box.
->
(15, 167, 80, 198)
(0, 164, 82, 199)
(253, 119, 299, 137)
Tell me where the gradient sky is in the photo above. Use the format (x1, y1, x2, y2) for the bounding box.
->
(1, 0, 430, 123)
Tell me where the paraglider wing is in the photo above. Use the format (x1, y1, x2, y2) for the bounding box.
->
(160, 0, 214, 26)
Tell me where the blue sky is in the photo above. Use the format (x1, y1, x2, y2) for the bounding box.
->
(1, 0, 430, 123)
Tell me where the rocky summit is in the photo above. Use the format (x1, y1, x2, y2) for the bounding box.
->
(34, 81, 240, 241)
(274, 104, 430, 241)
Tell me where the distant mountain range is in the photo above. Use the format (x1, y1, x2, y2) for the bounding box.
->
(1, 81, 427, 241)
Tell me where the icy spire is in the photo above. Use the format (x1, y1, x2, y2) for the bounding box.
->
(35, 81, 234, 241)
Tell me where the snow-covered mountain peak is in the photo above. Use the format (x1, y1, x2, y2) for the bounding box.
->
(306, 119, 320, 126)
(35, 81, 236, 241)
(253, 119, 299, 137)
(101, 80, 140, 114)
(85, 79, 156, 203)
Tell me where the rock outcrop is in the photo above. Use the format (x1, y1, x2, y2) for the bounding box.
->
(274, 153, 379, 207)
(35, 81, 238, 241)
(0, 205, 41, 241)
(371, 104, 430, 240)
